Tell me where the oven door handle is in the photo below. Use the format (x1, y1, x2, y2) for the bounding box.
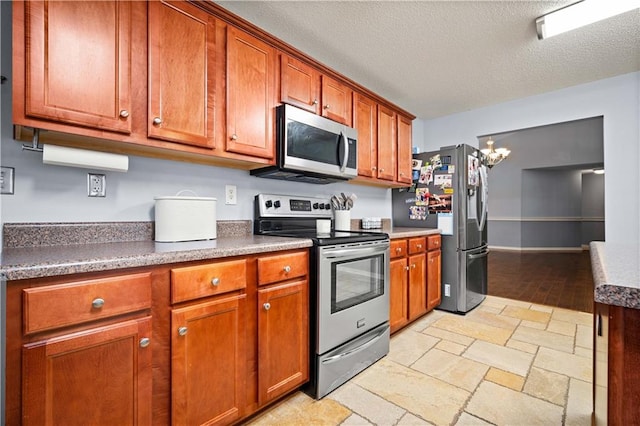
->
(321, 325, 389, 364)
(324, 246, 389, 259)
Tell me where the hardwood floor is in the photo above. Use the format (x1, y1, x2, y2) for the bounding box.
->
(488, 250, 594, 313)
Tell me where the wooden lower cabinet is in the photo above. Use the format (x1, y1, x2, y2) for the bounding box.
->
(426, 247, 442, 311)
(171, 294, 246, 425)
(390, 235, 441, 334)
(257, 279, 309, 405)
(22, 317, 153, 426)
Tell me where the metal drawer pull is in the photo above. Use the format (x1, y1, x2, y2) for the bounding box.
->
(152, 117, 162, 125)
(263, 302, 271, 311)
(178, 327, 188, 336)
(283, 265, 291, 273)
(211, 277, 220, 286)
(92, 298, 105, 309)
(395, 247, 402, 252)
(230, 134, 238, 140)
(119, 110, 129, 118)
(417, 244, 422, 249)
(139, 338, 150, 348)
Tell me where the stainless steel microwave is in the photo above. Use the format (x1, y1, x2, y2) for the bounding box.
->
(251, 104, 358, 184)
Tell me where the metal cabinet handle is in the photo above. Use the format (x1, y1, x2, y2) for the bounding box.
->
(400, 172, 404, 176)
(152, 117, 162, 125)
(92, 298, 105, 309)
(211, 277, 220, 286)
(380, 168, 385, 173)
(263, 302, 271, 311)
(312, 99, 319, 105)
(119, 110, 129, 118)
(404, 266, 410, 271)
(430, 258, 434, 264)
(411, 264, 416, 269)
(395, 247, 402, 252)
(178, 326, 188, 336)
(417, 244, 422, 249)
(139, 337, 150, 348)
(283, 265, 291, 273)
(324, 104, 330, 110)
(372, 166, 377, 171)
(230, 134, 238, 141)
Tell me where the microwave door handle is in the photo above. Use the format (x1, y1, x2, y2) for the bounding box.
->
(339, 131, 349, 172)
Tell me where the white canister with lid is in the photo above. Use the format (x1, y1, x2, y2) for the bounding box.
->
(154, 190, 217, 242)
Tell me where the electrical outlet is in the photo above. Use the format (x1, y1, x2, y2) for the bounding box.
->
(88, 173, 106, 197)
(444, 284, 451, 297)
(0, 166, 15, 195)
(225, 184, 237, 205)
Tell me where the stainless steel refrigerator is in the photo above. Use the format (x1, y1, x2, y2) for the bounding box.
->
(392, 144, 489, 314)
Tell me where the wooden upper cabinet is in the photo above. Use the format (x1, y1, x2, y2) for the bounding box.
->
(377, 105, 397, 181)
(226, 26, 276, 159)
(148, 0, 215, 148)
(321, 75, 353, 126)
(280, 54, 321, 114)
(397, 114, 413, 184)
(354, 92, 378, 178)
(21, 0, 134, 133)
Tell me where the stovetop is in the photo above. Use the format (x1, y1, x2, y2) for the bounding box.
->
(254, 193, 388, 245)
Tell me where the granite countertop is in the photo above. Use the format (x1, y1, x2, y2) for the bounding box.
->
(590, 241, 640, 309)
(386, 227, 441, 239)
(0, 221, 314, 281)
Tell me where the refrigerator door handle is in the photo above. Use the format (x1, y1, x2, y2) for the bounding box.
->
(479, 165, 488, 231)
(468, 249, 489, 260)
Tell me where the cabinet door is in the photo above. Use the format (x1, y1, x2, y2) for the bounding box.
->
(321, 75, 352, 125)
(171, 294, 246, 425)
(427, 249, 442, 311)
(22, 318, 152, 425)
(148, 0, 215, 148)
(23, 1, 133, 133)
(390, 257, 409, 333)
(397, 114, 413, 184)
(280, 54, 320, 114)
(258, 280, 309, 405)
(408, 253, 427, 320)
(354, 92, 378, 178)
(377, 105, 397, 181)
(226, 26, 276, 159)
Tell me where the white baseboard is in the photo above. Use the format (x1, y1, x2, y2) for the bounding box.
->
(489, 245, 585, 253)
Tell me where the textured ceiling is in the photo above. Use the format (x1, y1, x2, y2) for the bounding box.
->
(215, 1, 640, 120)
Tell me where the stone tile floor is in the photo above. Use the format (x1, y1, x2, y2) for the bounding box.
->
(247, 295, 593, 425)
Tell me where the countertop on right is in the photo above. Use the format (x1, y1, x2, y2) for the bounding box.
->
(386, 227, 441, 239)
(590, 241, 640, 309)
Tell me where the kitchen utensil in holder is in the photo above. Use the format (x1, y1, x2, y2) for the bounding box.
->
(334, 210, 351, 231)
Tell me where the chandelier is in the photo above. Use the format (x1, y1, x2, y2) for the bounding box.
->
(481, 138, 510, 169)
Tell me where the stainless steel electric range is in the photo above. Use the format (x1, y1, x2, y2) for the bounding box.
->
(254, 193, 390, 399)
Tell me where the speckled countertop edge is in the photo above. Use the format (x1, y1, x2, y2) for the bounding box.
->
(590, 241, 640, 309)
(1, 236, 313, 281)
(0, 221, 312, 281)
(386, 227, 441, 239)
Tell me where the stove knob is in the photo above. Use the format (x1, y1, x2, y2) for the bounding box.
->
(313, 203, 319, 209)
(319, 203, 325, 210)
(324, 203, 331, 210)
(265, 200, 273, 208)
(273, 200, 281, 208)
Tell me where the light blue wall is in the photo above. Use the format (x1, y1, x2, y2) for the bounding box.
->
(419, 72, 640, 246)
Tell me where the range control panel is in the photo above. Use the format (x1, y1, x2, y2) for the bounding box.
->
(255, 193, 333, 218)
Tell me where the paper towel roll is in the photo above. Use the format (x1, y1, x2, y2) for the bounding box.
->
(42, 144, 129, 172)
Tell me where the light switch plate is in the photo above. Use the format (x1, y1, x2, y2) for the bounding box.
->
(0, 166, 15, 194)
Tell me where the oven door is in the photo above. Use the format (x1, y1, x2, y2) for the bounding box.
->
(317, 240, 390, 354)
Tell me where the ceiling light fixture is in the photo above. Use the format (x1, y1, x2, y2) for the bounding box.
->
(536, 0, 640, 40)
(480, 138, 510, 169)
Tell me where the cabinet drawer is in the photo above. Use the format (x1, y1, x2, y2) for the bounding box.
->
(23, 272, 152, 334)
(258, 251, 308, 286)
(428, 235, 441, 251)
(171, 259, 247, 304)
(408, 237, 427, 254)
(390, 239, 407, 259)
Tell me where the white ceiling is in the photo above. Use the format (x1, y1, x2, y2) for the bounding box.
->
(215, 1, 640, 120)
